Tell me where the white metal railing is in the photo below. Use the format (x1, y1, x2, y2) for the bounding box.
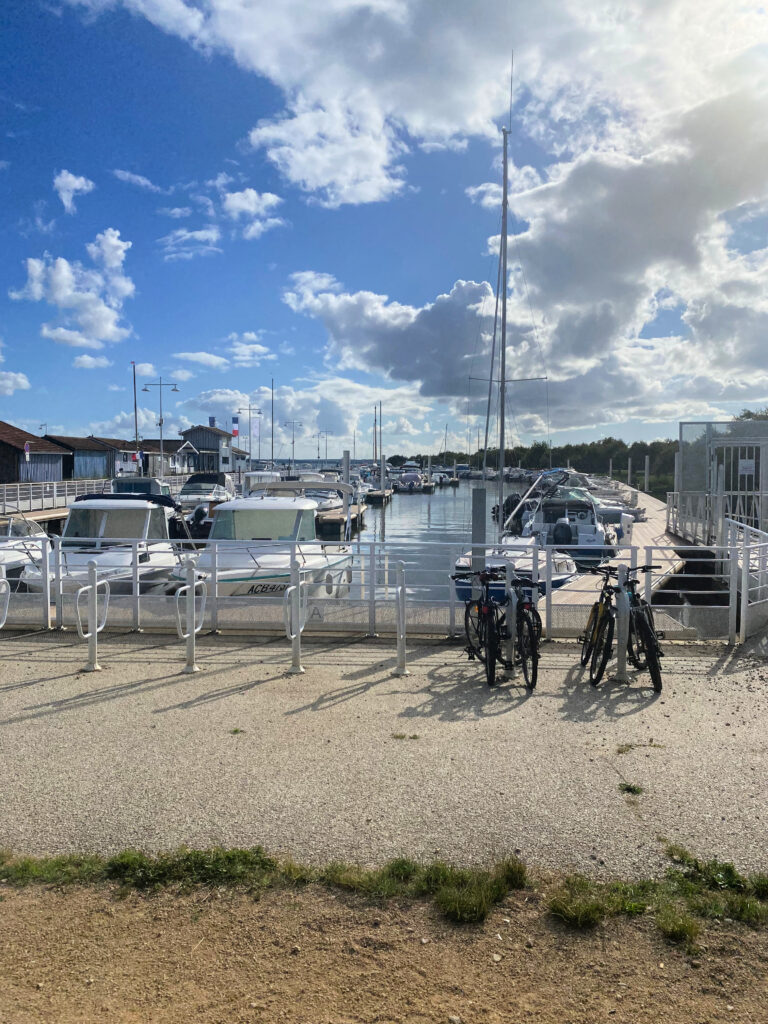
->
(3, 533, 768, 652)
(667, 490, 768, 545)
(0, 475, 191, 515)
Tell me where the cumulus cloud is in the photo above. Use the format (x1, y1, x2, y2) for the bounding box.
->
(158, 225, 221, 261)
(53, 169, 95, 213)
(10, 227, 134, 351)
(134, 362, 156, 376)
(227, 332, 276, 366)
(74, 353, 112, 369)
(174, 350, 229, 369)
(284, 271, 495, 398)
(0, 371, 30, 396)
(171, 368, 195, 381)
(60, 0, 767, 208)
(112, 168, 165, 192)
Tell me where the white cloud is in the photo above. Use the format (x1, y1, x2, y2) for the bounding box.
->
(158, 206, 192, 218)
(112, 168, 165, 192)
(108, 383, 126, 391)
(10, 228, 134, 351)
(171, 368, 195, 381)
(0, 371, 30, 396)
(134, 362, 156, 377)
(174, 350, 230, 369)
(53, 169, 95, 213)
(158, 225, 221, 261)
(241, 217, 285, 240)
(222, 189, 282, 219)
(227, 332, 275, 366)
(74, 353, 112, 369)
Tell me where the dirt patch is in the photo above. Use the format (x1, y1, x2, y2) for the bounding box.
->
(1, 885, 765, 1023)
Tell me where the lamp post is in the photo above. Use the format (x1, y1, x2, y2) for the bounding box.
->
(284, 420, 302, 472)
(317, 429, 331, 469)
(141, 377, 180, 477)
(238, 405, 262, 470)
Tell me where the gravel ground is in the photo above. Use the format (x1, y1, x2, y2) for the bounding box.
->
(1, 629, 766, 878)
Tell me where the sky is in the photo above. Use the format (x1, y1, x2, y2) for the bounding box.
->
(1, 0, 767, 462)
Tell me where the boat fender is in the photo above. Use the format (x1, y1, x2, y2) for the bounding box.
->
(325, 573, 334, 595)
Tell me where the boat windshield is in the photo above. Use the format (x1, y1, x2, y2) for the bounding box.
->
(181, 482, 223, 496)
(63, 508, 148, 546)
(0, 517, 46, 538)
(209, 509, 316, 542)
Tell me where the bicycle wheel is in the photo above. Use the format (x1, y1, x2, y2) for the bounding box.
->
(517, 610, 538, 690)
(636, 615, 662, 692)
(627, 609, 648, 670)
(464, 600, 485, 661)
(580, 602, 599, 666)
(589, 609, 614, 685)
(483, 610, 498, 687)
(530, 605, 543, 644)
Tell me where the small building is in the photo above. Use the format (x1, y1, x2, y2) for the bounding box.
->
(180, 425, 234, 474)
(90, 438, 142, 476)
(137, 439, 196, 478)
(45, 435, 115, 480)
(0, 421, 66, 483)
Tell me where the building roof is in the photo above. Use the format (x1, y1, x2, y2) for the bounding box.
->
(90, 437, 136, 451)
(232, 445, 248, 456)
(0, 421, 67, 455)
(135, 438, 186, 454)
(181, 424, 233, 439)
(45, 435, 114, 452)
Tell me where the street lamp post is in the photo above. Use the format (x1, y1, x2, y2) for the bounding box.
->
(141, 377, 180, 477)
(238, 404, 262, 470)
(284, 420, 302, 472)
(317, 429, 331, 469)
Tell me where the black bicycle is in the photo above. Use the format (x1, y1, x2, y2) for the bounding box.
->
(452, 568, 541, 689)
(579, 565, 664, 691)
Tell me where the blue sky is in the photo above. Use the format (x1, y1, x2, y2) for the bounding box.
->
(1, 0, 767, 461)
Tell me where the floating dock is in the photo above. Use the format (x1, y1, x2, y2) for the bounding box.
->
(365, 489, 393, 506)
(316, 503, 366, 539)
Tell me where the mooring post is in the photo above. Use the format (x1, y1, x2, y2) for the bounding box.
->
(471, 487, 486, 576)
(644, 455, 650, 493)
(608, 457, 613, 479)
(627, 457, 633, 488)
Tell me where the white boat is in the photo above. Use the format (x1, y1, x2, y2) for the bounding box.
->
(393, 471, 424, 493)
(170, 492, 353, 597)
(22, 494, 189, 594)
(178, 472, 236, 513)
(454, 537, 576, 602)
(0, 516, 48, 580)
(520, 495, 616, 564)
(244, 470, 283, 495)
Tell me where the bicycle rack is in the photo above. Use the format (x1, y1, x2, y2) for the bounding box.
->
(283, 560, 308, 674)
(75, 561, 110, 672)
(394, 560, 409, 677)
(175, 557, 208, 673)
(612, 563, 631, 683)
(504, 575, 518, 677)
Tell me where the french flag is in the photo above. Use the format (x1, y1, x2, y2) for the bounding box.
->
(232, 415, 239, 437)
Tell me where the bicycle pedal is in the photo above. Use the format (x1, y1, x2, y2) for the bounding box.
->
(576, 633, 586, 644)
(656, 631, 665, 640)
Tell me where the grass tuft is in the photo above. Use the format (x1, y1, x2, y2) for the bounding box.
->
(549, 876, 606, 929)
(619, 782, 643, 795)
(656, 904, 701, 949)
(105, 846, 277, 891)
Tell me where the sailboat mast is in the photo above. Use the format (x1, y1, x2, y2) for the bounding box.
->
(498, 127, 509, 538)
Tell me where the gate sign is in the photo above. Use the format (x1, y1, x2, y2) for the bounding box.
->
(23, 441, 30, 463)
(739, 458, 755, 477)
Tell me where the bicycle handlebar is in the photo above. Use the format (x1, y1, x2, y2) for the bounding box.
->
(588, 563, 660, 578)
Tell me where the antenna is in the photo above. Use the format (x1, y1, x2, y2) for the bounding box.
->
(508, 51, 514, 132)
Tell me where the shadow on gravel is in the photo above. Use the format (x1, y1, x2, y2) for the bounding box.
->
(557, 662, 661, 722)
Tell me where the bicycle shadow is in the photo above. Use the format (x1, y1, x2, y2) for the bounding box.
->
(396, 657, 533, 723)
(557, 658, 662, 723)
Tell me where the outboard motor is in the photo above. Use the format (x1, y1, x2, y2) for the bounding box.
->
(552, 517, 573, 546)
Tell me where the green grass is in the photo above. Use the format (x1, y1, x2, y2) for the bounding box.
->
(0, 842, 766, 944)
(229, 728, 245, 735)
(0, 845, 528, 927)
(619, 782, 644, 795)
